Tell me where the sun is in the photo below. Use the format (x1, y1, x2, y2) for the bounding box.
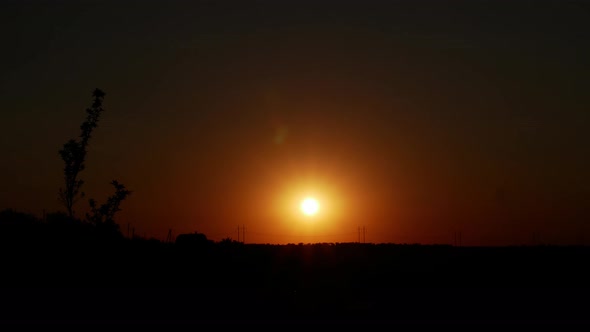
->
(300, 197, 320, 216)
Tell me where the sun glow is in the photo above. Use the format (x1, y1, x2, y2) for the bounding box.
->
(272, 180, 347, 239)
(300, 197, 320, 216)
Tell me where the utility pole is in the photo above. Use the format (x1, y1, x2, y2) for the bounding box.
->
(243, 224, 246, 244)
(363, 226, 366, 244)
(358, 227, 360, 243)
(453, 230, 463, 247)
(238, 225, 240, 242)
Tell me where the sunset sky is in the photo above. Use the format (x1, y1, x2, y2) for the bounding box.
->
(1, 0, 589, 245)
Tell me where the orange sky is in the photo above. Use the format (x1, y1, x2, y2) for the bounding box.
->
(1, 0, 589, 245)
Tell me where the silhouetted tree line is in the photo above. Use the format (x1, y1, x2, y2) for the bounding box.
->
(0, 209, 122, 250)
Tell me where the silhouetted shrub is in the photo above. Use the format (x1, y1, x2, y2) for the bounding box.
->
(58, 89, 106, 217)
(175, 232, 213, 250)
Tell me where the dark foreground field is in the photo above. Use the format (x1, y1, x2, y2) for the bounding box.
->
(2, 230, 590, 325)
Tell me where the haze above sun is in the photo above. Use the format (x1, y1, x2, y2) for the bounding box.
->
(300, 197, 320, 216)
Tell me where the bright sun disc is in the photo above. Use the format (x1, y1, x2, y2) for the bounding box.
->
(300, 197, 320, 216)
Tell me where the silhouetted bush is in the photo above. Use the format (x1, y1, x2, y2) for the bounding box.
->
(58, 89, 106, 217)
(175, 232, 213, 248)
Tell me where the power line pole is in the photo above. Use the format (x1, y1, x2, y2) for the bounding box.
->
(358, 226, 360, 243)
(237, 225, 240, 242)
(363, 226, 366, 244)
(243, 224, 246, 244)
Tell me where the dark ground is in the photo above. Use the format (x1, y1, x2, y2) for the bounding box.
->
(2, 235, 590, 326)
